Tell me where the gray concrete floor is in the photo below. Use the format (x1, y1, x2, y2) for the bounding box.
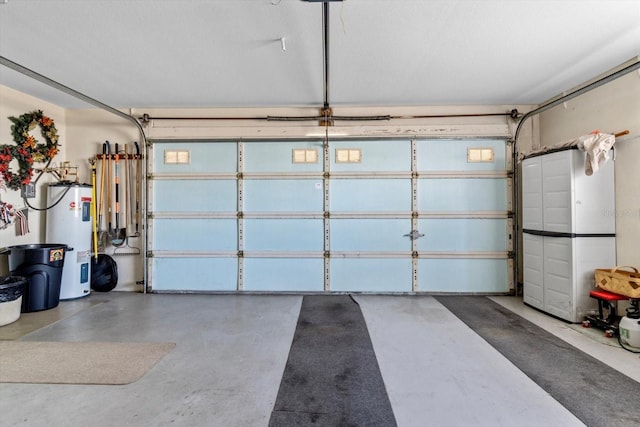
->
(1, 292, 638, 427)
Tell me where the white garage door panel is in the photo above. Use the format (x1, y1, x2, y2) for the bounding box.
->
(418, 219, 507, 252)
(244, 141, 323, 173)
(244, 180, 323, 212)
(244, 219, 323, 252)
(330, 179, 411, 212)
(153, 258, 238, 291)
(330, 219, 410, 252)
(148, 138, 511, 293)
(418, 259, 509, 293)
(153, 180, 237, 212)
(330, 139, 411, 172)
(417, 139, 507, 171)
(153, 219, 237, 251)
(418, 178, 507, 212)
(243, 259, 324, 292)
(153, 141, 237, 173)
(330, 259, 413, 292)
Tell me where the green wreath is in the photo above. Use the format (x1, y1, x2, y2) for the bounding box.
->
(0, 110, 59, 191)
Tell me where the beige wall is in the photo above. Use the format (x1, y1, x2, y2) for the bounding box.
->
(66, 109, 140, 184)
(65, 109, 143, 291)
(0, 91, 143, 286)
(0, 86, 66, 274)
(537, 61, 640, 267)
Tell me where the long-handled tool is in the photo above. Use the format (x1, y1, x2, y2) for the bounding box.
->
(89, 158, 98, 260)
(125, 143, 133, 236)
(113, 142, 141, 256)
(97, 142, 108, 250)
(111, 143, 126, 246)
(134, 141, 141, 236)
(105, 140, 113, 242)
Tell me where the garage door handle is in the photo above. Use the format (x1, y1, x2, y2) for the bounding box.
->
(404, 230, 425, 240)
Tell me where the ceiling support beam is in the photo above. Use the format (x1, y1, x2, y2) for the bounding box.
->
(320, 1, 334, 127)
(322, 1, 330, 111)
(0, 55, 146, 141)
(139, 111, 516, 122)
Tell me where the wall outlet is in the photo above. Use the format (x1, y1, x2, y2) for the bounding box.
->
(22, 183, 36, 198)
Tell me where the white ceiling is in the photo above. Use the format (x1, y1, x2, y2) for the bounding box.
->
(0, 0, 639, 110)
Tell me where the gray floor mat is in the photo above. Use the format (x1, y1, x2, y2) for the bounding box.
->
(269, 295, 396, 427)
(437, 296, 640, 427)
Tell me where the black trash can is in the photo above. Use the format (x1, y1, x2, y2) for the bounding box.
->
(0, 244, 68, 313)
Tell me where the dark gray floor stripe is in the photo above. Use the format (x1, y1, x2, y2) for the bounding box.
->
(436, 296, 640, 427)
(269, 295, 397, 427)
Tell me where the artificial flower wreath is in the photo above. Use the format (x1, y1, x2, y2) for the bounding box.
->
(0, 110, 59, 191)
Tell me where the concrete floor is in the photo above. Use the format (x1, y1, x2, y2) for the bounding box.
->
(1, 293, 638, 427)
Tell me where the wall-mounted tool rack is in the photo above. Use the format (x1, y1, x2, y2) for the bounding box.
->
(93, 154, 143, 160)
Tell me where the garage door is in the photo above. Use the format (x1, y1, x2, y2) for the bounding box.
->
(148, 138, 511, 293)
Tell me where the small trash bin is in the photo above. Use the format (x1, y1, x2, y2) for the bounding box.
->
(0, 276, 26, 326)
(0, 244, 68, 313)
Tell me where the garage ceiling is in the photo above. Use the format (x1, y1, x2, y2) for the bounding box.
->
(0, 0, 638, 110)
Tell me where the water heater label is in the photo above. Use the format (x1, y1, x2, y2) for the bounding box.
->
(82, 202, 91, 221)
(80, 263, 89, 283)
(77, 250, 91, 263)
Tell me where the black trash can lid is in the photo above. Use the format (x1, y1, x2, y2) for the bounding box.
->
(1, 244, 69, 259)
(3, 243, 68, 251)
(0, 276, 27, 288)
(0, 276, 26, 303)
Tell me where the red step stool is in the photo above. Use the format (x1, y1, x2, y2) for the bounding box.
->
(582, 289, 630, 337)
